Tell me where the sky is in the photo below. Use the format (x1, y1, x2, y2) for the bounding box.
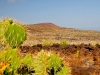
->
(0, 0, 100, 30)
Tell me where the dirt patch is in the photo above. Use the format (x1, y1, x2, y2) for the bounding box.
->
(19, 43, 100, 75)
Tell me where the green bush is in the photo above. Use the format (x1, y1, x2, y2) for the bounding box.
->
(60, 40, 68, 46)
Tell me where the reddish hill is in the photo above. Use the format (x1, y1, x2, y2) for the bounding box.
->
(25, 23, 60, 33)
(28, 23, 60, 28)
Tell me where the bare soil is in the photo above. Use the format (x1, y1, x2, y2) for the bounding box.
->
(19, 43, 100, 75)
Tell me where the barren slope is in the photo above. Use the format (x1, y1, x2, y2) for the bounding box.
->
(23, 23, 100, 45)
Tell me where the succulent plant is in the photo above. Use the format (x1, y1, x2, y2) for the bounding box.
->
(4, 23, 26, 48)
(8, 18, 13, 24)
(33, 50, 49, 75)
(0, 18, 26, 48)
(0, 18, 10, 42)
(48, 54, 62, 74)
(33, 50, 70, 75)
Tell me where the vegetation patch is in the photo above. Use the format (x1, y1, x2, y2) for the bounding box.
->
(0, 18, 70, 75)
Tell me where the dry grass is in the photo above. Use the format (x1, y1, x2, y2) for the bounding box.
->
(22, 23, 100, 46)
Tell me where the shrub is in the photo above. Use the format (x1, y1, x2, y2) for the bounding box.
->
(42, 40, 53, 46)
(60, 40, 68, 46)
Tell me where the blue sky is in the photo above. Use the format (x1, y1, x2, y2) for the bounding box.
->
(0, 0, 100, 30)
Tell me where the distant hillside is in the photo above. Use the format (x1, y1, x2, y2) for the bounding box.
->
(25, 23, 60, 33)
(23, 23, 100, 46)
(33, 23, 60, 28)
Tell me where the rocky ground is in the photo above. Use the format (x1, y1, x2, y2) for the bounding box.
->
(19, 43, 100, 75)
(20, 23, 100, 75)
